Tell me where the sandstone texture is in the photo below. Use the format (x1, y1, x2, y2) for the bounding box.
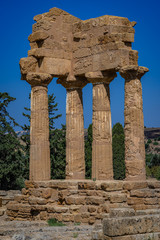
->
(0, 220, 96, 240)
(6, 180, 160, 225)
(20, 7, 148, 181)
(20, 8, 138, 79)
(88, 71, 116, 180)
(120, 66, 149, 181)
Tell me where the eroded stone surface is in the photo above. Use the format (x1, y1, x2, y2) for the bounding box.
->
(6, 180, 160, 223)
(20, 8, 138, 80)
(30, 84, 51, 181)
(119, 66, 149, 181)
(19, 7, 148, 182)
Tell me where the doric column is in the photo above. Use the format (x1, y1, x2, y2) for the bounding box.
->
(57, 76, 87, 179)
(86, 71, 117, 180)
(120, 66, 149, 181)
(26, 72, 53, 181)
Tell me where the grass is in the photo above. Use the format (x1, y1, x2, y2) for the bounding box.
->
(146, 234, 155, 240)
(47, 218, 65, 227)
(147, 139, 152, 144)
(73, 232, 78, 238)
(74, 222, 81, 226)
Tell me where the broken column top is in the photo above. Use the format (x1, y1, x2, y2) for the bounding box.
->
(20, 7, 141, 85)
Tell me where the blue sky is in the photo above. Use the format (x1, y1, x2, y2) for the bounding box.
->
(1, 0, 160, 130)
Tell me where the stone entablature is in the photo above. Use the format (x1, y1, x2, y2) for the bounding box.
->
(19, 7, 149, 181)
(20, 8, 138, 78)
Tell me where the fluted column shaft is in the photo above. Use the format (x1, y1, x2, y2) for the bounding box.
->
(120, 66, 149, 181)
(66, 87, 85, 179)
(57, 76, 87, 179)
(86, 71, 116, 180)
(92, 82, 113, 180)
(26, 72, 52, 181)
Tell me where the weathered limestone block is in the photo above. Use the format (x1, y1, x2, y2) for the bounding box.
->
(123, 181, 148, 190)
(28, 30, 49, 42)
(19, 57, 37, 77)
(109, 193, 127, 203)
(86, 71, 116, 180)
(101, 181, 123, 191)
(25, 180, 39, 189)
(32, 19, 52, 32)
(28, 48, 72, 60)
(103, 214, 160, 237)
(104, 233, 160, 240)
(78, 181, 96, 190)
(26, 72, 53, 181)
(130, 189, 156, 198)
(147, 180, 160, 189)
(86, 196, 105, 205)
(109, 208, 135, 218)
(120, 66, 149, 181)
(39, 57, 71, 76)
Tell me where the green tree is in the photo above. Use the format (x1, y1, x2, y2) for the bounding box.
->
(151, 154, 160, 166)
(21, 97, 31, 180)
(48, 94, 62, 130)
(50, 125, 66, 179)
(85, 124, 92, 179)
(112, 123, 125, 180)
(48, 94, 66, 179)
(0, 92, 25, 190)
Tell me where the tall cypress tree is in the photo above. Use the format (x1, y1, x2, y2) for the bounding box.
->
(85, 124, 92, 179)
(112, 123, 125, 180)
(0, 92, 25, 189)
(48, 94, 66, 179)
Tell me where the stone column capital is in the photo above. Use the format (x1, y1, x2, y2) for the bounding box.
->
(85, 70, 117, 84)
(119, 65, 149, 81)
(57, 74, 88, 89)
(26, 72, 53, 87)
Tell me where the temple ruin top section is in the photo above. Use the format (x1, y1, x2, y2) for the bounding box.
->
(20, 7, 139, 83)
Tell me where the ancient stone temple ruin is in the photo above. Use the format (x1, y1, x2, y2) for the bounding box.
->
(19, 7, 148, 182)
(6, 8, 160, 239)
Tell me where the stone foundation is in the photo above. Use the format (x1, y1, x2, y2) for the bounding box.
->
(0, 190, 21, 217)
(7, 180, 160, 225)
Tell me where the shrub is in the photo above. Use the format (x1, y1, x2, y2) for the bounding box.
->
(153, 166, 160, 180)
(73, 233, 78, 238)
(150, 166, 160, 180)
(145, 143, 149, 150)
(155, 147, 160, 153)
(153, 142, 158, 145)
(146, 154, 153, 167)
(146, 166, 152, 178)
(151, 154, 160, 166)
(147, 139, 152, 144)
(47, 218, 65, 226)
